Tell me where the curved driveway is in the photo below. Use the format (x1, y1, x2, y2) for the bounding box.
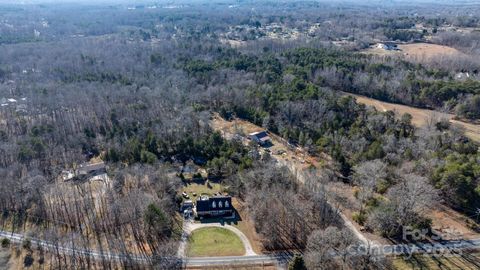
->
(177, 221, 257, 258)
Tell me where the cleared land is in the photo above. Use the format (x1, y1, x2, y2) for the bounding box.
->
(211, 114, 387, 245)
(350, 93, 480, 143)
(211, 113, 480, 244)
(364, 43, 467, 61)
(393, 252, 480, 270)
(400, 43, 466, 60)
(187, 227, 245, 257)
(182, 182, 223, 198)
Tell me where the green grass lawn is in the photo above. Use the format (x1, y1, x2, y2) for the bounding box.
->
(182, 182, 223, 198)
(187, 227, 245, 257)
(392, 252, 480, 270)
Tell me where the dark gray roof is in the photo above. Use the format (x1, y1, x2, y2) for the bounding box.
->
(250, 131, 270, 142)
(196, 196, 233, 212)
(78, 162, 106, 175)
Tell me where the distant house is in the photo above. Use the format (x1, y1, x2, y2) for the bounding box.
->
(195, 196, 233, 218)
(248, 131, 271, 146)
(377, 42, 398, 51)
(78, 162, 107, 177)
(455, 72, 470, 80)
(61, 162, 107, 182)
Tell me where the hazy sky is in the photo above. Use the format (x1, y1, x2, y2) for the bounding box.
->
(0, 0, 476, 5)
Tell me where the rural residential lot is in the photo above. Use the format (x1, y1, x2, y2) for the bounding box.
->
(2, 0, 480, 269)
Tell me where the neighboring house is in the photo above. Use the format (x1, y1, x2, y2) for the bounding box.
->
(78, 162, 107, 177)
(455, 72, 471, 80)
(248, 131, 271, 146)
(181, 200, 194, 211)
(60, 162, 106, 181)
(195, 196, 233, 217)
(377, 42, 398, 51)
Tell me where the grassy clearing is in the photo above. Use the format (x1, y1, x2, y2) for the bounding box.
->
(362, 43, 466, 61)
(393, 252, 480, 270)
(187, 227, 245, 257)
(182, 182, 223, 198)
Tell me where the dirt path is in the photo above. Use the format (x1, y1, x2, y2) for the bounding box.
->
(211, 113, 480, 244)
(350, 93, 480, 142)
(211, 115, 376, 245)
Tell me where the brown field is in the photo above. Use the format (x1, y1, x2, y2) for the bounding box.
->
(350, 93, 480, 142)
(364, 42, 468, 64)
(401, 43, 466, 59)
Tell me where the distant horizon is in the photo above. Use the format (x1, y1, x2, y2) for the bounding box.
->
(1, 0, 480, 5)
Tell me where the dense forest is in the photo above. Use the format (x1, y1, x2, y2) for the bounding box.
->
(1, 0, 480, 269)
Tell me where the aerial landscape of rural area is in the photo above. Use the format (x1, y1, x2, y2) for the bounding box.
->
(3, 0, 480, 269)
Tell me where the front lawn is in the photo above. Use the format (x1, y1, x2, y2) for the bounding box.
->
(187, 227, 245, 257)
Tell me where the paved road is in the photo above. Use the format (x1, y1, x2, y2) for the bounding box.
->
(0, 229, 275, 267)
(2, 229, 480, 267)
(185, 254, 286, 267)
(0, 230, 147, 262)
